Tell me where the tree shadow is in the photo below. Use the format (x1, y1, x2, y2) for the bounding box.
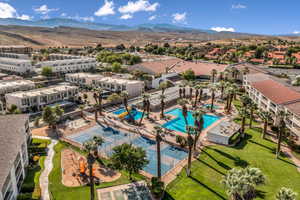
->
(232, 134, 252, 150)
(248, 139, 276, 152)
(256, 189, 266, 199)
(196, 158, 226, 175)
(163, 192, 175, 200)
(278, 157, 297, 167)
(234, 157, 249, 168)
(189, 176, 227, 200)
(201, 150, 232, 170)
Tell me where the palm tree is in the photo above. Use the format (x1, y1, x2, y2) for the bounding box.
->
(79, 105, 85, 119)
(93, 92, 99, 121)
(217, 80, 226, 99)
(193, 84, 201, 107)
(211, 69, 218, 82)
(198, 84, 205, 103)
(276, 187, 298, 200)
(153, 126, 163, 179)
(160, 94, 166, 119)
(259, 111, 272, 139)
(239, 107, 248, 138)
(159, 81, 169, 95)
(188, 81, 194, 101)
(248, 101, 257, 128)
(192, 109, 204, 150)
(242, 67, 250, 76)
(178, 99, 189, 126)
(276, 110, 288, 159)
(83, 136, 104, 200)
(179, 85, 183, 99)
(120, 91, 135, 123)
(186, 126, 196, 176)
(219, 71, 224, 81)
(209, 84, 217, 111)
(139, 93, 150, 126)
(96, 88, 104, 116)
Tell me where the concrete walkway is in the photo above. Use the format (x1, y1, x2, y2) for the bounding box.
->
(40, 139, 58, 200)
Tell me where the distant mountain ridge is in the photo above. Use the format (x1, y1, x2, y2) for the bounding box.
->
(0, 18, 224, 34)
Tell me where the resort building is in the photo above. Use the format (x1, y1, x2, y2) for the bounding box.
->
(0, 46, 32, 54)
(0, 114, 30, 200)
(0, 80, 35, 95)
(0, 53, 29, 60)
(5, 84, 79, 112)
(35, 57, 97, 74)
(0, 58, 34, 74)
(65, 73, 144, 97)
(243, 73, 300, 137)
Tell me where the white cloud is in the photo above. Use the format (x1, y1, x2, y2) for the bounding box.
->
(118, 0, 159, 14)
(232, 4, 247, 9)
(0, 3, 32, 20)
(63, 14, 95, 22)
(172, 12, 186, 24)
(293, 31, 300, 34)
(0, 2, 17, 18)
(211, 27, 236, 32)
(120, 14, 133, 20)
(95, 0, 115, 17)
(61, 13, 67, 17)
(148, 15, 156, 21)
(17, 14, 32, 20)
(34, 5, 59, 15)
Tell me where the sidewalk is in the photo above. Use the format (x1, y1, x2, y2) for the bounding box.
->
(40, 139, 58, 200)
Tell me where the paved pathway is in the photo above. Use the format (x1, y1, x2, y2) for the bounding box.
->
(40, 139, 58, 200)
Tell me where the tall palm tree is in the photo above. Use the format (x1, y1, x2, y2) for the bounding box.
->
(198, 84, 205, 103)
(178, 99, 189, 126)
(209, 84, 217, 111)
(93, 92, 99, 121)
(153, 126, 163, 179)
(239, 107, 248, 138)
(192, 109, 204, 150)
(211, 69, 218, 82)
(160, 94, 166, 119)
(179, 85, 183, 99)
(218, 71, 224, 81)
(217, 80, 226, 99)
(97, 88, 104, 116)
(139, 93, 150, 125)
(186, 126, 196, 177)
(276, 110, 288, 159)
(193, 84, 200, 107)
(188, 81, 194, 101)
(259, 111, 272, 139)
(159, 81, 168, 95)
(120, 91, 135, 123)
(249, 101, 257, 128)
(83, 136, 104, 200)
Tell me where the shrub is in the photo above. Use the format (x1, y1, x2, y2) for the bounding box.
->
(150, 177, 165, 198)
(32, 187, 41, 200)
(17, 193, 32, 200)
(20, 185, 34, 193)
(271, 125, 279, 132)
(176, 135, 187, 148)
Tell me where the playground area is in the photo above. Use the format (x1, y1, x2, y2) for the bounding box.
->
(61, 148, 121, 187)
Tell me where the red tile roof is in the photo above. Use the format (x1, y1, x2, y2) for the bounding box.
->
(285, 102, 300, 116)
(131, 58, 182, 74)
(172, 61, 228, 76)
(251, 79, 300, 104)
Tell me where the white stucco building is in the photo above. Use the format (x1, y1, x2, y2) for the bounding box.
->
(5, 84, 79, 112)
(36, 58, 97, 74)
(0, 114, 30, 200)
(65, 73, 144, 97)
(0, 58, 34, 74)
(0, 80, 35, 95)
(244, 73, 300, 137)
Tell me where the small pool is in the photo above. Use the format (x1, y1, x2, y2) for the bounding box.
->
(113, 108, 143, 120)
(162, 108, 220, 133)
(204, 104, 220, 109)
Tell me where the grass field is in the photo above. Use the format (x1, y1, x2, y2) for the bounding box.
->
(48, 142, 145, 200)
(164, 100, 300, 200)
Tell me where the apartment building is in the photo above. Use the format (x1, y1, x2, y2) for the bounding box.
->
(0, 80, 35, 95)
(0, 58, 34, 74)
(36, 57, 97, 74)
(0, 114, 30, 200)
(65, 73, 144, 97)
(0, 46, 32, 54)
(243, 73, 300, 137)
(0, 53, 29, 60)
(5, 84, 79, 112)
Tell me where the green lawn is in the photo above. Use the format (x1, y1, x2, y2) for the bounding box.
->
(20, 138, 50, 199)
(49, 142, 145, 200)
(165, 108, 300, 199)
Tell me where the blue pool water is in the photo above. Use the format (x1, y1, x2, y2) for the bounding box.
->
(162, 108, 220, 133)
(67, 125, 188, 176)
(113, 108, 143, 120)
(204, 104, 219, 109)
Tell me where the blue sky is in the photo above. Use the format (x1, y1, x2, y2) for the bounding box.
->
(1, 0, 300, 35)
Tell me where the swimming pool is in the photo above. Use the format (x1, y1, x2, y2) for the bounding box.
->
(113, 108, 143, 120)
(204, 104, 219, 109)
(162, 108, 220, 133)
(67, 125, 188, 176)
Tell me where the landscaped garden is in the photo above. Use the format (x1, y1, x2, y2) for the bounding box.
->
(164, 100, 300, 200)
(18, 138, 50, 200)
(48, 141, 145, 200)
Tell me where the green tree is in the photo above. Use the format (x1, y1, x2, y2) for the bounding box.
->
(239, 107, 249, 138)
(276, 110, 288, 159)
(42, 106, 57, 129)
(153, 126, 163, 179)
(41, 66, 53, 77)
(258, 111, 272, 139)
(7, 104, 21, 114)
(139, 93, 150, 126)
(182, 69, 195, 81)
(192, 109, 205, 150)
(120, 91, 135, 123)
(276, 187, 298, 200)
(53, 105, 64, 123)
(110, 143, 149, 180)
(211, 69, 218, 82)
(107, 93, 122, 104)
(209, 83, 217, 111)
(186, 126, 196, 177)
(111, 62, 122, 73)
(222, 167, 266, 200)
(83, 136, 104, 200)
